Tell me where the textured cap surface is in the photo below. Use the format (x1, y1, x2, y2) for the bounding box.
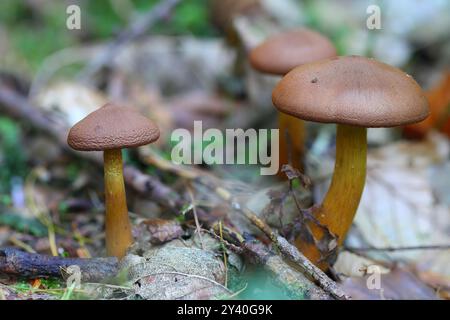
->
(68, 103, 160, 151)
(272, 56, 429, 127)
(249, 29, 336, 75)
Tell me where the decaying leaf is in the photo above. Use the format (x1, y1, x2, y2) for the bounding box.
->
(281, 164, 311, 188)
(343, 133, 450, 289)
(121, 236, 235, 300)
(141, 218, 184, 245)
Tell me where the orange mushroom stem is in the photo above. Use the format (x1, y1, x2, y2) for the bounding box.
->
(295, 125, 366, 269)
(104, 149, 133, 258)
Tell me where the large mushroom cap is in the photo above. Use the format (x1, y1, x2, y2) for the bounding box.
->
(249, 29, 337, 76)
(67, 103, 160, 151)
(272, 56, 430, 127)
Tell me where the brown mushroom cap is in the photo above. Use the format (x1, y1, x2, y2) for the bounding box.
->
(249, 29, 337, 76)
(67, 103, 160, 151)
(272, 56, 430, 127)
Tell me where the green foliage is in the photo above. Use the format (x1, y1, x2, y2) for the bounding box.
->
(1, 0, 217, 72)
(84, 1, 124, 39)
(302, 0, 349, 55)
(0, 212, 48, 237)
(11, 279, 32, 293)
(40, 278, 63, 290)
(0, 117, 28, 193)
(161, 0, 218, 37)
(0, 1, 75, 71)
(65, 163, 82, 183)
(0, 0, 30, 25)
(8, 278, 68, 300)
(85, 0, 217, 39)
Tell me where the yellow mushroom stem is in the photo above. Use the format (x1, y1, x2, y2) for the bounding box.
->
(278, 112, 306, 176)
(104, 148, 133, 259)
(295, 124, 367, 270)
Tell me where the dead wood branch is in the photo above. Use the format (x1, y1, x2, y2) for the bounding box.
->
(218, 189, 351, 300)
(0, 248, 118, 282)
(210, 225, 332, 300)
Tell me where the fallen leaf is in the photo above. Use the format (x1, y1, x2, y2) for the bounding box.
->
(344, 133, 450, 284)
(141, 218, 184, 245)
(122, 237, 231, 300)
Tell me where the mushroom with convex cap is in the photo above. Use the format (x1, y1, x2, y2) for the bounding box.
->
(249, 28, 336, 175)
(272, 55, 429, 270)
(67, 103, 160, 259)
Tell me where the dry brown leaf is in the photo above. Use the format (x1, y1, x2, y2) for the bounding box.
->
(141, 218, 184, 245)
(345, 133, 450, 283)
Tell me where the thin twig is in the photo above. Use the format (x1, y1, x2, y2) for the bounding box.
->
(239, 205, 350, 300)
(186, 184, 204, 250)
(204, 229, 244, 255)
(8, 236, 36, 254)
(218, 220, 228, 288)
(210, 224, 332, 300)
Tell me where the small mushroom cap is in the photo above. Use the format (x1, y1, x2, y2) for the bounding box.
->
(249, 29, 337, 75)
(272, 56, 430, 127)
(67, 103, 160, 151)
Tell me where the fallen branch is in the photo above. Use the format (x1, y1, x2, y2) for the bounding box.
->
(0, 248, 118, 282)
(218, 189, 351, 300)
(0, 84, 182, 212)
(209, 226, 332, 300)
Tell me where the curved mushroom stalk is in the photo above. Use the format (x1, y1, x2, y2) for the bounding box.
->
(104, 149, 132, 259)
(295, 125, 366, 269)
